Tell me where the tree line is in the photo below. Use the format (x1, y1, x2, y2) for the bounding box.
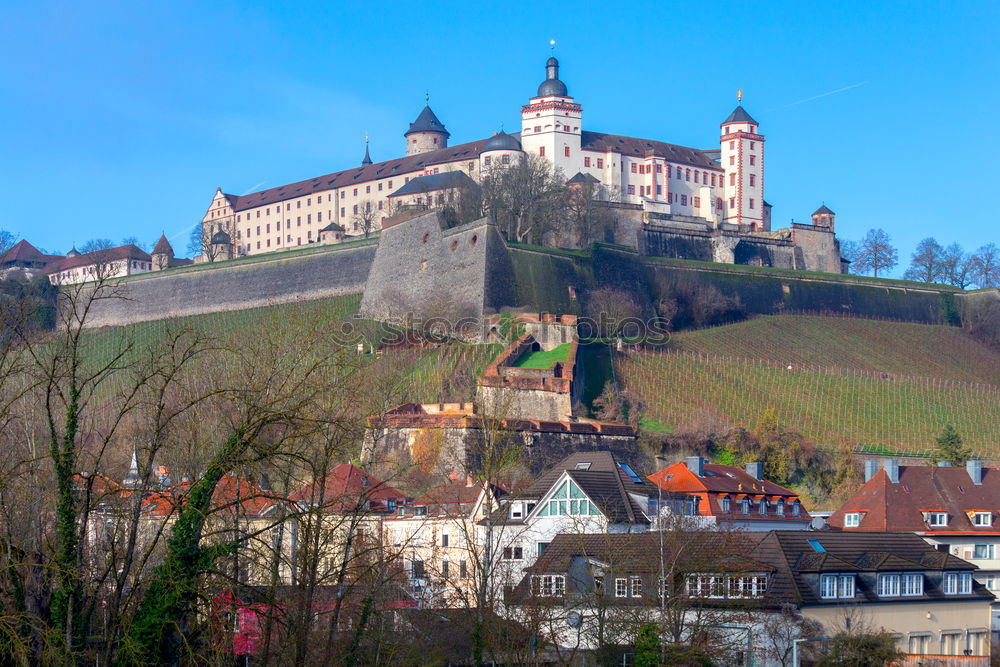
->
(842, 229, 998, 288)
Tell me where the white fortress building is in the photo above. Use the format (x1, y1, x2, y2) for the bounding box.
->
(199, 56, 844, 273)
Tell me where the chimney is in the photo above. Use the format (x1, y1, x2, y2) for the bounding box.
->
(864, 460, 879, 482)
(967, 460, 983, 486)
(884, 459, 900, 484)
(745, 462, 763, 480)
(686, 456, 704, 477)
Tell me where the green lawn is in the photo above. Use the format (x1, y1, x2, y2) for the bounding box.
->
(512, 342, 572, 368)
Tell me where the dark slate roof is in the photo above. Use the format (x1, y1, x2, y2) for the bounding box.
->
(483, 130, 522, 152)
(722, 105, 757, 125)
(754, 531, 989, 607)
(828, 464, 1000, 533)
(812, 204, 834, 216)
(221, 138, 488, 212)
(405, 105, 450, 137)
(581, 132, 722, 171)
(210, 231, 231, 245)
(361, 143, 373, 166)
(567, 172, 600, 184)
(152, 234, 173, 255)
(319, 222, 345, 233)
(389, 170, 477, 197)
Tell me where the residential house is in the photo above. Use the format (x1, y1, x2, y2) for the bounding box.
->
(829, 458, 1000, 631)
(510, 530, 993, 665)
(648, 456, 812, 530)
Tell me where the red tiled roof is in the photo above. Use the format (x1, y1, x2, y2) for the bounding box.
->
(1, 240, 62, 266)
(287, 463, 404, 512)
(223, 139, 490, 212)
(580, 131, 723, 171)
(829, 464, 1000, 533)
(47, 244, 151, 273)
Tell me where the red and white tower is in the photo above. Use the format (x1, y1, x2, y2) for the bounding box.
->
(520, 56, 582, 175)
(720, 93, 765, 229)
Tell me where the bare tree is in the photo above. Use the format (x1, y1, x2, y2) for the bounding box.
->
(480, 155, 568, 244)
(903, 237, 944, 283)
(940, 242, 973, 288)
(352, 201, 380, 239)
(969, 242, 999, 288)
(853, 228, 898, 278)
(78, 238, 115, 254)
(0, 229, 17, 256)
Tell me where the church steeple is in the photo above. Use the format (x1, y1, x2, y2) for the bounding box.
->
(361, 133, 373, 166)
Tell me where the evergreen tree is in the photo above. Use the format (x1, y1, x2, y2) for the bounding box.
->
(935, 424, 972, 465)
(633, 623, 660, 667)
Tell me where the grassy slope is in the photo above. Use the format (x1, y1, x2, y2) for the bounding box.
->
(617, 315, 1000, 456)
(512, 343, 572, 368)
(84, 294, 499, 406)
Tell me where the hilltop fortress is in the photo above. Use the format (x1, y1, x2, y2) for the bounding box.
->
(197, 55, 845, 274)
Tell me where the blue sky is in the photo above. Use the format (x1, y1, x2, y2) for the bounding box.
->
(1, 0, 996, 274)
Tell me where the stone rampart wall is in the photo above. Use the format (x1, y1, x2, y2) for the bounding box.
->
(75, 241, 376, 328)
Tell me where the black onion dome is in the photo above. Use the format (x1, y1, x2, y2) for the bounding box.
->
(483, 130, 521, 152)
(537, 56, 568, 97)
(210, 230, 231, 245)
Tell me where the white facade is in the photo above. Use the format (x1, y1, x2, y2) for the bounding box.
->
(201, 56, 764, 259)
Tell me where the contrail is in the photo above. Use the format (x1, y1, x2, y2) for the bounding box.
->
(166, 181, 268, 243)
(768, 81, 869, 112)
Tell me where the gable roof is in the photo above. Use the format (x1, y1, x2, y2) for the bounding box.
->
(287, 463, 404, 512)
(389, 170, 477, 197)
(829, 464, 1000, 533)
(46, 244, 151, 273)
(581, 131, 722, 171)
(221, 138, 489, 213)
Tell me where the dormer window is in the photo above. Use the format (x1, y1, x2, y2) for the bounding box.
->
(844, 512, 861, 528)
(775, 499, 785, 516)
(741, 499, 750, 515)
(926, 512, 948, 527)
(791, 500, 801, 517)
(820, 574, 855, 599)
(721, 496, 731, 513)
(972, 512, 992, 527)
(509, 502, 523, 520)
(758, 499, 768, 516)
(943, 571, 973, 595)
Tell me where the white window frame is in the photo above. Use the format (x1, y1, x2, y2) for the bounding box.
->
(944, 571, 973, 595)
(844, 512, 861, 528)
(973, 544, 995, 559)
(927, 512, 948, 527)
(878, 573, 901, 597)
(820, 573, 855, 599)
(630, 576, 643, 598)
(901, 573, 924, 596)
(972, 512, 992, 527)
(615, 577, 628, 598)
(532, 575, 565, 597)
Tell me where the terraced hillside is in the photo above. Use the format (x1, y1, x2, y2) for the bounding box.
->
(618, 316, 1000, 456)
(668, 315, 1000, 384)
(83, 294, 499, 406)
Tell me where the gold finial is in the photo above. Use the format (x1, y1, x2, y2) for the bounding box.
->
(365, 132, 369, 144)
(550, 39, 556, 52)
(737, 88, 743, 103)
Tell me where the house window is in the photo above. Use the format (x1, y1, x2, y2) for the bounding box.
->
(630, 576, 643, 598)
(615, 578, 628, 597)
(341, 208, 345, 217)
(820, 574, 855, 599)
(902, 573, 923, 596)
(441, 534, 449, 547)
(973, 544, 994, 559)
(845, 513, 861, 527)
(973, 512, 992, 527)
(728, 575, 768, 598)
(776, 499, 785, 516)
(412, 560, 425, 578)
(686, 574, 725, 598)
(721, 497, 731, 513)
(943, 572, 973, 594)
(584, 157, 591, 167)
(537, 542, 548, 556)
(502, 546, 523, 560)
(758, 499, 768, 515)
(378, 183, 382, 191)
(441, 560, 449, 577)
(532, 575, 565, 597)
(537, 479, 600, 517)
(741, 498, 750, 514)
(597, 158, 604, 168)
(460, 560, 468, 578)
(791, 501, 801, 517)
(729, 173, 736, 186)
(927, 512, 948, 527)
(878, 574, 901, 597)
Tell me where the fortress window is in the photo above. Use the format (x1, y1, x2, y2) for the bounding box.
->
(317, 212, 322, 221)
(236, 214, 241, 222)
(308, 231, 312, 240)
(676, 166, 682, 178)
(631, 163, 637, 173)
(711, 174, 717, 186)
(749, 155, 756, 166)
(681, 195, 687, 206)
(353, 205, 358, 214)
(377, 201, 383, 210)
(277, 237, 281, 244)
(297, 216, 301, 226)
(729, 141, 735, 149)
(256, 241, 260, 249)
(286, 204, 291, 211)
(749, 199, 755, 209)
(750, 142, 755, 149)
(353, 188, 358, 196)
(256, 226, 260, 235)
(366, 186, 371, 194)
(266, 224, 270, 233)
(340, 191, 345, 199)
(246, 228, 250, 237)
(597, 158, 604, 168)
(627, 185, 635, 195)
(730, 174, 736, 186)
(584, 157, 591, 167)
(378, 183, 382, 191)
(564, 147, 570, 157)
(297, 201, 301, 208)
(388, 180, 393, 188)
(685, 169, 691, 181)
(656, 185, 662, 195)
(749, 175, 756, 187)
(256, 210, 260, 218)
(341, 207, 345, 217)
(729, 198, 736, 209)
(730, 156, 735, 165)
(365, 202, 371, 212)
(695, 170, 700, 183)
(306, 198, 311, 205)
(484, 156, 492, 166)
(502, 154, 510, 164)
(287, 235, 292, 242)
(694, 196, 700, 208)
(307, 215, 311, 223)
(539, 147, 545, 156)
